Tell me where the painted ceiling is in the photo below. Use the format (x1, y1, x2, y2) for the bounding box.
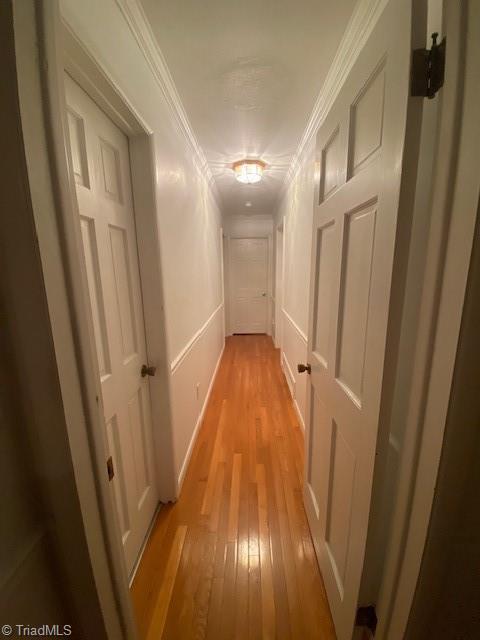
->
(140, 0, 357, 215)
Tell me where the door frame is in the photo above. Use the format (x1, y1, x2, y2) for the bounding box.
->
(62, 18, 176, 508)
(220, 227, 226, 337)
(375, 1, 480, 636)
(227, 235, 272, 335)
(13, 1, 138, 637)
(17, 0, 177, 636)
(275, 219, 285, 350)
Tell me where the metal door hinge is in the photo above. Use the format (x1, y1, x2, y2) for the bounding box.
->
(107, 456, 115, 481)
(356, 605, 377, 634)
(411, 32, 446, 99)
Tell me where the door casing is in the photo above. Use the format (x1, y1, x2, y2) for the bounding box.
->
(60, 21, 180, 590)
(376, 0, 480, 636)
(13, 2, 137, 637)
(275, 222, 285, 350)
(62, 22, 176, 508)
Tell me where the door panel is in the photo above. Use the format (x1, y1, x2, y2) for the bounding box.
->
(304, 1, 413, 638)
(325, 419, 356, 595)
(79, 216, 111, 378)
(336, 204, 376, 403)
(106, 415, 130, 540)
(349, 63, 385, 175)
(231, 237, 268, 333)
(313, 222, 336, 365)
(109, 224, 138, 360)
(65, 75, 158, 575)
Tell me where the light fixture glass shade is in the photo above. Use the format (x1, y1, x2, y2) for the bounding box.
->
(233, 159, 265, 184)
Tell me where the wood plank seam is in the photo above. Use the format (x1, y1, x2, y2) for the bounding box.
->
(131, 336, 336, 640)
(145, 525, 187, 640)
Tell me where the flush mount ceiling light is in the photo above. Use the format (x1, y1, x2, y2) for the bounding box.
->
(245, 201, 252, 207)
(233, 159, 266, 184)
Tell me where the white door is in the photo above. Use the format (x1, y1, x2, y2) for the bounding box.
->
(65, 75, 158, 575)
(231, 237, 268, 333)
(303, 1, 413, 638)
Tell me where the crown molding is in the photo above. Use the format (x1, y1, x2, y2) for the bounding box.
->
(283, 0, 388, 190)
(115, 0, 220, 204)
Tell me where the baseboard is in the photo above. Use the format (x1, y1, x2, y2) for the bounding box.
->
(281, 351, 306, 433)
(294, 398, 306, 433)
(175, 341, 225, 494)
(281, 350, 296, 397)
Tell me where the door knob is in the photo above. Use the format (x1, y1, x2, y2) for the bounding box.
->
(141, 364, 156, 377)
(262, 292, 266, 297)
(297, 363, 311, 374)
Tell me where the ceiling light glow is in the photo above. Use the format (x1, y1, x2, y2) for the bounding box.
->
(245, 201, 252, 207)
(233, 159, 266, 184)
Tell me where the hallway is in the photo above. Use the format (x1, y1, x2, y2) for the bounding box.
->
(7, 1, 480, 638)
(131, 335, 336, 639)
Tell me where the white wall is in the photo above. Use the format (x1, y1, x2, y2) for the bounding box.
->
(170, 305, 224, 491)
(223, 213, 274, 238)
(223, 214, 274, 336)
(275, 142, 315, 428)
(61, 0, 224, 495)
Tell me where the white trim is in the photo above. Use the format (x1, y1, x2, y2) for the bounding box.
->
(293, 398, 306, 433)
(284, 0, 388, 189)
(17, 2, 135, 636)
(220, 227, 226, 337)
(377, 1, 480, 634)
(280, 307, 309, 433)
(114, 0, 219, 200)
(281, 351, 296, 396)
(281, 351, 305, 433)
(170, 303, 224, 373)
(282, 308, 308, 344)
(62, 21, 152, 137)
(274, 219, 285, 350)
(62, 13, 178, 504)
(176, 342, 226, 493)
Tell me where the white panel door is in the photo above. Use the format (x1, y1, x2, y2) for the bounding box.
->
(65, 75, 158, 575)
(231, 237, 268, 333)
(303, 1, 413, 638)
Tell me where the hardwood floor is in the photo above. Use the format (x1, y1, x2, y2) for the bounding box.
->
(131, 335, 336, 639)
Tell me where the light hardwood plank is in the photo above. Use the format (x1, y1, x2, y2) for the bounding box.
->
(256, 462, 276, 640)
(201, 400, 227, 515)
(227, 453, 242, 542)
(131, 335, 336, 640)
(145, 525, 187, 640)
